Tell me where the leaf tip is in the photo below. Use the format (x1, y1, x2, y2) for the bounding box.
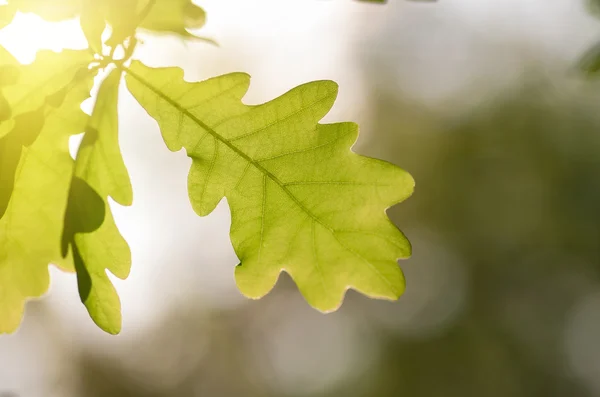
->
(104, 325, 122, 335)
(312, 79, 340, 100)
(234, 263, 281, 301)
(88, 309, 123, 335)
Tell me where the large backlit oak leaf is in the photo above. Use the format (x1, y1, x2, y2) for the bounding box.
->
(0, 59, 92, 333)
(125, 62, 413, 311)
(62, 69, 132, 334)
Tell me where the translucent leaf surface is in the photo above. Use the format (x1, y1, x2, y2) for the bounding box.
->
(139, 0, 206, 36)
(0, 49, 92, 221)
(62, 69, 132, 334)
(8, 0, 208, 49)
(80, 0, 106, 53)
(125, 62, 414, 311)
(106, 0, 207, 45)
(0, 51, 92, 333)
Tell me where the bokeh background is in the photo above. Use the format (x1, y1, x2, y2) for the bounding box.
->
(2, 0, 600, 396)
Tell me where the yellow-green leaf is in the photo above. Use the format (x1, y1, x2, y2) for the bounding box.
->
(105, 0, 208, 46)
(62, 69, 132, 334)
(125, 62, 413, 312)
(0, 55, 92, 333)
(139, 0, 206, 36)
(80, 0, 106, 53)
(9, 0, 208, 50)
(0, 49, 92, 221)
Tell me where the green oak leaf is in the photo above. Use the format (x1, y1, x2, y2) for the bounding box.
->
(80, 0, 107, 53)
(0, 58, 92, 333)
(0, 49, 92, 221)
(139, 0, 206, 36)
(125, 62, 413, 311)
(8, 0, 208, 50)
(0, 49, 91, 138)
(62, 69, 132, 334)
(54, 0, 212, 51)
(105, 0, 209, 46)
(97, 0, 138, 48)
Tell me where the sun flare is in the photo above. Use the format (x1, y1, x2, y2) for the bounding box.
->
(0, 11, 87, 64)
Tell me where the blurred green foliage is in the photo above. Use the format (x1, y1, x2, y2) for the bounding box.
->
(580, 0, 600, 75)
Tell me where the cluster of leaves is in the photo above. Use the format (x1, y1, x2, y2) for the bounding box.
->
(0, 0, 414, 335)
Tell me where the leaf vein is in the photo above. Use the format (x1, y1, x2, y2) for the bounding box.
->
(227, 91, 335, 143)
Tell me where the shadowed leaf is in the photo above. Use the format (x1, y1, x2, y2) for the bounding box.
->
(0, 57, 92, 334)
(0, 108, 44, 219)
(0, 49, 92, 222)
(0, 46, 20, 123)
(62, 69, 132, 334)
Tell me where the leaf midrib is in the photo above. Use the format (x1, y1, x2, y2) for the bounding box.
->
(123, 65, 401, 296)
(123, 65, 332, 231)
